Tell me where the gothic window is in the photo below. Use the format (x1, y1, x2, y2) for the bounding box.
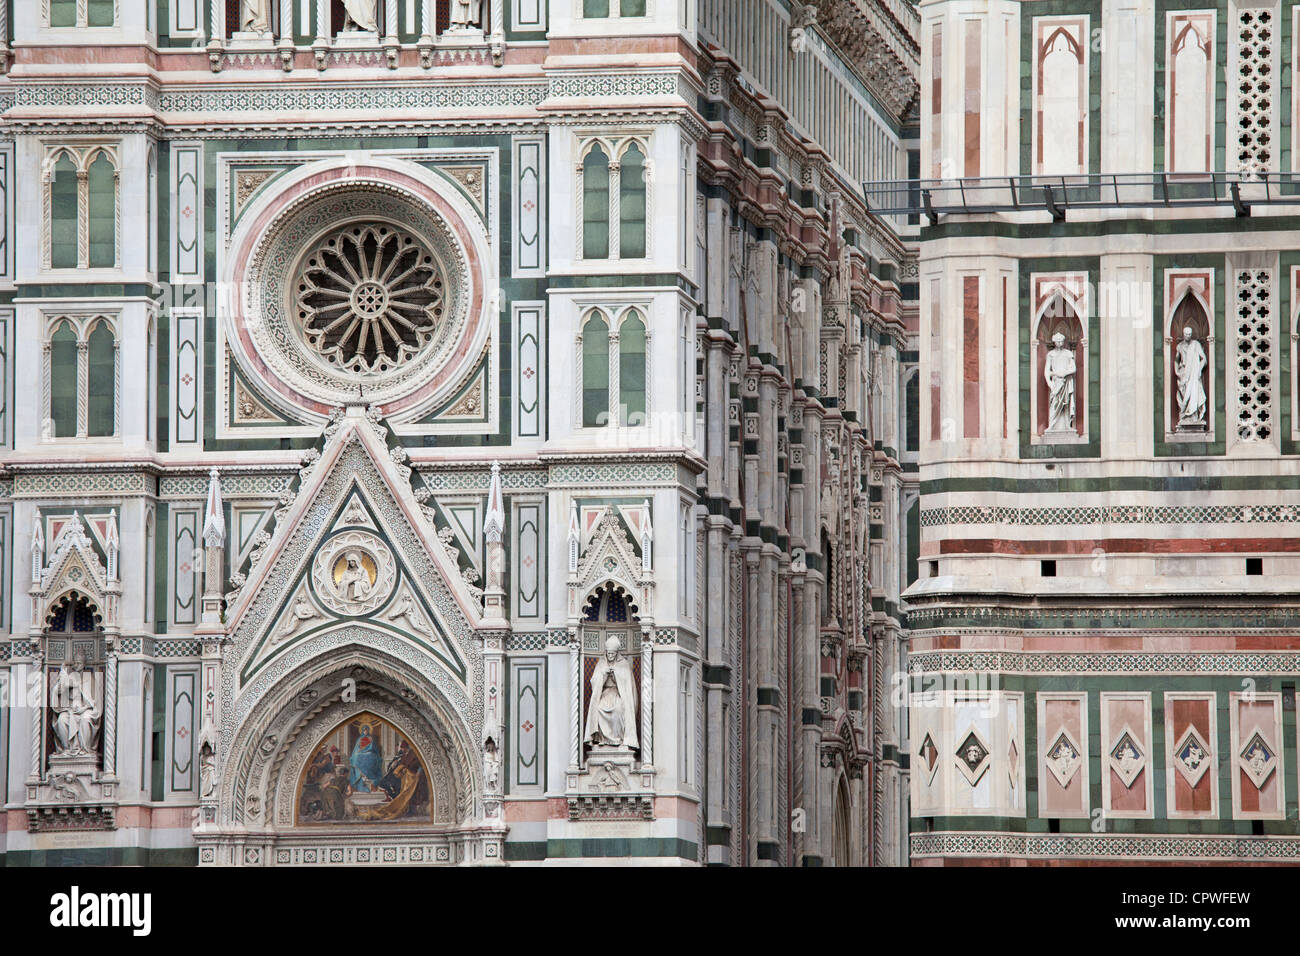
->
(50, 154, 78, 270)
(619, 310, 647, 425)
(43, 145, 120, 272)
(1167, 13, 1214, 173)
(87, 151, 116, 269)
(581, 145, 611, 259)
(1033, 19, 1088, 176)
(619, 143, 647, 259)
(583, 0, 646, 15)
(581, 311, 610, 427)
(49, 0, 115, 27)
(578, 136, 651, 261)
(43, 315, 120, 442)
(48, 321, 78, 439)
(86, 320, 116, 437)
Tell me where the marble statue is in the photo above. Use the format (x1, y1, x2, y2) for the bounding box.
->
(483, 736, 501, 791)
(1043, 332, 1076, 433)
(199, 742, 216, 799)
(1175, 326, 1208, 428)
(51, 651, 100, 756)
(341, 0, 378, 31)
(584, 636, 639, 751)
(240, 0, 271, 32)
(450, 0, 483, 29)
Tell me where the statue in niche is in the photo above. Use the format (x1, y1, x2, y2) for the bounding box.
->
(584, 636, 639, 751)
(1043, 332, 1077, 433)
(483, 735, 501, 792)
(341, 0, 378, 31)
(51, 650, 100, 757)
(239, 0, 271, 33)
(450, 0, 483, 29)
(1175, 326, 1208, 429)
(199, 742, 217, 799)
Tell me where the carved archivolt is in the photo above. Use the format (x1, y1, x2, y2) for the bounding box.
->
(223, 644, 478, 830)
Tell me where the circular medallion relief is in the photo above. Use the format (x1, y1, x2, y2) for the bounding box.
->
(311, 531, 397, 616)
(296, 224, 446, 374)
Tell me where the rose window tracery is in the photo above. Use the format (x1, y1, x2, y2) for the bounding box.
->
(296, 224, 445, 374)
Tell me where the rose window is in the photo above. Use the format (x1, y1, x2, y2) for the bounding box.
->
(295, 224, 445, 374)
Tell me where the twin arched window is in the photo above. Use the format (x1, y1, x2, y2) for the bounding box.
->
(45, 315, 119, 440)
(45, 145, 120, 272)
(49, 0, 115, 27)
(579, 139, 649, 261)
(582, 0, 647, 16)
(580, 308, 648, 427)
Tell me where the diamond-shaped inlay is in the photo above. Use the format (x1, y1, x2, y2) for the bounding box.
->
(1240, 731, 1276, 790)
(1045, 729, 1082, 788)
(918, 733, 940, 784)
(1172, 727, 1212, 788)
(954, 728, 990, 786)
(1007, 738, 1020, 789)
(1108, 728, 1145, 790)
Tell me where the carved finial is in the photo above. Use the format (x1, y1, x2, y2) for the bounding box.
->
(484, 462, 505, 544)
(203, 468, 226, 549)
(31, 511, 44, 584)
(106, 508, 119, 582)
(568, 501, 581, 574)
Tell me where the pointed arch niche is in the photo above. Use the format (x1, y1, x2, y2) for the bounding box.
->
(1029, 276, 1089, 445)
(1164, 271, 1215, 442)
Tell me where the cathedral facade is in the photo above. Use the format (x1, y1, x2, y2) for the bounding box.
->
(0, 0, 919, 866)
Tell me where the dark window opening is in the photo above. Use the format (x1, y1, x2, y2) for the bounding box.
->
(1247, 558, 1263, 576)
(1041, 560, 1057, 577)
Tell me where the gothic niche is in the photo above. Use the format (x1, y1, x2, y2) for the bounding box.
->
(581, 585, 641, 763)
(1034, 294, 1085, 438)
(1168, 291, 1211, 433)
(28, 594, 117, 830)
(296, 712, 438, 825)
(44, 596, 105, 766)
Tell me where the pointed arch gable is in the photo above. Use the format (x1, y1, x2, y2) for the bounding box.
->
(239, 479, 467, 685)
(220, 410, 486, 765)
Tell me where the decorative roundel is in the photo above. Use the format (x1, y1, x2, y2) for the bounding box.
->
(225, 159, 491, 422)
(311, 531, 397, 617)
(296, 223, 446, 375)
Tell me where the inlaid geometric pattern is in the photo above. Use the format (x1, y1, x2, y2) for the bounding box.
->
(1234, 7, 1274, 177)
(1234, 268, 1273, 442)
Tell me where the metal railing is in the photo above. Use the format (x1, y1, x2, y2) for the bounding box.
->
(861, 172, 1300, 223)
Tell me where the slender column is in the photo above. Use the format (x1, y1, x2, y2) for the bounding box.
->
(76, 340, 88, 438)
(609, 161, 622, 259)
(102, 648, 118, 774)
(41, 341, 52, 440)
(639, 630, 653, 767)
(607, 330, 620, 426)
(76, 169, 89, 269)
(29, 654, 44, 781)
(113, 340, 121, 436)
(568, 630, 581, 767)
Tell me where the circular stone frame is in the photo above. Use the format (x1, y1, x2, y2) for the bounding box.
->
(223, 158, 492, 423)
